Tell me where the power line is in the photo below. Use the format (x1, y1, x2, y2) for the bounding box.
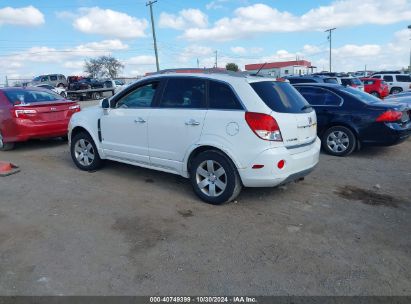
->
(146, 0, 160, 71)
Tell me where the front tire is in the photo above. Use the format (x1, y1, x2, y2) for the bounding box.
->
(322, 126, 356, 157)
(71, 132, 102, 171)
(0, 131, 15, 151)
(370, 91, 380, 98)
(189, 150, 242, 205)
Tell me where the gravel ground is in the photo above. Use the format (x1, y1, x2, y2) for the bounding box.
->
(0, 105, 410, 295)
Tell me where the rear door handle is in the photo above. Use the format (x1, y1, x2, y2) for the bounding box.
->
(185, 119, 200, 126)
(134, 117, 146, 123)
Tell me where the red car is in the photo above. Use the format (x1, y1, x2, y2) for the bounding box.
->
(360, 78, 389, 99)
(0, 87, 80, 151)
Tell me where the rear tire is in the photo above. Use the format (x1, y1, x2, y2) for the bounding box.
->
(390, 87, 402, 95)
(0, 132, 15, 151)
(70, 132, 103, 171)
(322, 126, 356, 157)
(189, 150, 242, 205)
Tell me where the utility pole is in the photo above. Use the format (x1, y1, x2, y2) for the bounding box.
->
(325, 27, 336, 72)
(146, 0, 160, 71)
(214, 51, 218, 68)
(408, 25, 411, 73)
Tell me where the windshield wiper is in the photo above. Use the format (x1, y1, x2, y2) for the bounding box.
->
(301, 105, 313, 111)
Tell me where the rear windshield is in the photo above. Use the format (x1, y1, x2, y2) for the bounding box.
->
(340, 87, 380, 104)
(4, 89, 63, 104)
(324, 78, 339, 84)
(250, 81, 312, 113)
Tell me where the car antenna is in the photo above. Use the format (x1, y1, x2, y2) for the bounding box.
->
(255, 62, 268, 76)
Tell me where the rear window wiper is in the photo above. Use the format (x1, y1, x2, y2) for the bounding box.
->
(301, 105, 313, 111)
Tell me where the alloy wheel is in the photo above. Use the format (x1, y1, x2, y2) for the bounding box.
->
(74, 138, 95, 166)
(195, 160, 227, 197)
(327, 131, 350, 153)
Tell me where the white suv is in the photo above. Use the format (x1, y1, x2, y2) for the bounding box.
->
(68, 72, 320, 204)
(371, 74, 411, 95)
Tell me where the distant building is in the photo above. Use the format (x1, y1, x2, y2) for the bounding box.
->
(245, 60, 312, 78)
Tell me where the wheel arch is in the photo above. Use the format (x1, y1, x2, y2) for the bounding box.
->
(320, 122, 359, 138)
(184, 145, 241, 178)
(390, 87, 403, 94)
(70, 125, 101, 151)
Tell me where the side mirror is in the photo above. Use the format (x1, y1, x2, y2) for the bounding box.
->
(100, 98, 110, 109)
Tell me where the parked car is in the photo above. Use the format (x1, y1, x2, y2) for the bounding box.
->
(285, 75, 340, 84)
(31, 74, 67, 88)
(360, 78, 389, 98)
(339, 77, 364, 91)
(33, 84, 67, 98)
(68, 78, 105, 91)
(0, 87, 80, 151)
(68, 72, 320, 204)
(385, 90, 411, 99)
(293, 83, 411, 156)
(371, 74, 411, 95)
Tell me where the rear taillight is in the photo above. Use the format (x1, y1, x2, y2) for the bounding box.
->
(245, 112, 282, 141)
(13, 109, 37, 118)
(376, 110, 402, 122)
(69, 104, 81, 112)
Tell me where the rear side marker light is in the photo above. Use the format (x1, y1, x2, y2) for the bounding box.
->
(376, 110, 402, 122)
(252, 164, 264, 169)
(277, 160, 285, 169)
(245, 112, 283, 141)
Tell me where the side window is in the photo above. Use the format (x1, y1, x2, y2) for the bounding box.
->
(50, 75, 58, 81)
(383, 75, 393, 82)
(41, 76, 48, 82)
(116, 82, 159, 109)
(159, 78, 206, 109)
(296, 87, 341, 106)
(208, 81, 242, 110)
(372, 75, 381, 79)
(396, 75, 411, 82)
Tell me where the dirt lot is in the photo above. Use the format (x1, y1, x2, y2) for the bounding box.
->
(0, 104, 410, 295)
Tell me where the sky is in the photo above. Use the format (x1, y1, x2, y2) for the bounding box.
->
(0, 0, 410, 82)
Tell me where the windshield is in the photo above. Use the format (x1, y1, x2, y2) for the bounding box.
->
(4, 89, 64, 104)
(250, 81, 312, 113)
(341, 87, 380, 104)
(32, 76, 41, 82)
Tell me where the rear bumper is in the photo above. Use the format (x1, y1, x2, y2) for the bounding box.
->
(361, 122, 411, 146)
(238, 137, 321, 187)
(6, 119, 69, 142)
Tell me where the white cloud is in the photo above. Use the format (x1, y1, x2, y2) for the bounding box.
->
(231, 46, 246, 54)
(73, 7, 147, 39)
(206, 0, 229, 10)
(159, 9, 208, 30)
(0, 6, 44, 27)
(1, 40, 129, 65)
(127, 55, 156, 65)
(231, 46, 263, 55)
(180, 0, 411, 41)
(178, 45, 214, 63)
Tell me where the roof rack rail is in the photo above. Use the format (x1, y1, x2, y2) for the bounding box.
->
(146, 68, 249, 78)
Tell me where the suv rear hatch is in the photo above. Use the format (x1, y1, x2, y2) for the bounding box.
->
(250, 81, 317, 151)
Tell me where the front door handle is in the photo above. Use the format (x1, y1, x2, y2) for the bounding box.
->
(134, 117, 146, 123)
(185, 119, 200, 126)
